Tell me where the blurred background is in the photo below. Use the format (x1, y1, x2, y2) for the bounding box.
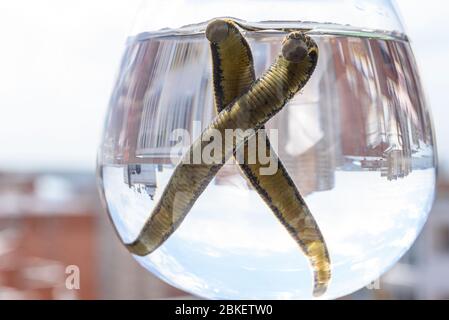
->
(0, 0, 448, 299)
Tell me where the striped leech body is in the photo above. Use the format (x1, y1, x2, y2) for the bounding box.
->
(125, 19, 331, 296)
(206, 19, 331, 296)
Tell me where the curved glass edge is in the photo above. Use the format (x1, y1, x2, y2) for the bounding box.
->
(131, 0, 405, 36)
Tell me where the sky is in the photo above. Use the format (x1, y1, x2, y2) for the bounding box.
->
(0, 0, 140, 172)
(0, 0, 448, 174)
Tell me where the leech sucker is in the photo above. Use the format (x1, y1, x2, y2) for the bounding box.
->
(207, 19, 331, 297)
(125, 20, 330, 296)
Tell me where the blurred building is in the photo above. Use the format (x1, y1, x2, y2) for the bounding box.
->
(1, 170, 448, 300)
(0, 172, 98, 299)
(0, 171, 187, 299)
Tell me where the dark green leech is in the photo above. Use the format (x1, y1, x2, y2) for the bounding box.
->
(125, 26, 326, 295)
(206, 19, 331, 297)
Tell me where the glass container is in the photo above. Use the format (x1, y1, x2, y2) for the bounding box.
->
(97, 0, 437, 299)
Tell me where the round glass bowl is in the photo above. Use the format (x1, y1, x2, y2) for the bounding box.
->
(97, 0, 437, 299)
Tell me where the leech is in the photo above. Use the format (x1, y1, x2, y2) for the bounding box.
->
(125, 22, 329, 296)
(207, 19, 330, 297)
